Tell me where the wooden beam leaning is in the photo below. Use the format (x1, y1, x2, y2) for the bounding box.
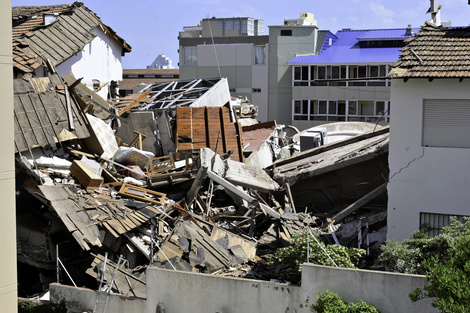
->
(118, 88, 151, 116)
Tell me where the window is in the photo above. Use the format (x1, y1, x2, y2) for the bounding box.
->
(293, 66, 309, 86)
(252, 88, 261, 93)
(233, 20, 240, 30)
(359, 101, 374, 115)
(422, 99, 470, 148)
(256, 21, 264, 35)
(420, 212, 467, 236)
(229, 88, 236, 93)
(241, 20, 247, 35)
(293, 100, 309, 120)
(328, 101, 337, 115)
(281, 29, 292, 36)
(183, 47, 197, 66)
(376, 101, 385, 115)
(318, 101, 327, 114)
(225, 20, 234, 30)
(254, 46, 266, 65)
(247, 20, 254, 35)
(348, 101, 357, 115)
(317, 66, 326, 79)
(218, 21, 224, 30)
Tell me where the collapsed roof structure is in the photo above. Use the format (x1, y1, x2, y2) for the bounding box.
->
(12, 3, 389, 301)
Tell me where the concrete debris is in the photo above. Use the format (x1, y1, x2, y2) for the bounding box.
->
(14, 71, 389, 298)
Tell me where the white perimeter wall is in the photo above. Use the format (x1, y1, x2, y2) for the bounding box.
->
(51, 264, 437, 313)
(388, 79, 470, 241)
(57, 26, 123, 100)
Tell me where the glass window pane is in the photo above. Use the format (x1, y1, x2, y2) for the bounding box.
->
(328, 101, 337, 114)
(331, 66, 340, 79)
(318, 67, 326, 79)
(294, 67, 301, 80)
(376, 101, 385, 115)
(370, 66, 379, 77)
(294, 100, 301, 114)
(302, 100, 309, 114)
(310, 66, 316, 80)
(254, 46, 265, 65)
(358, 66, 367, 78)
(302, 66, 309, 80)
(348, 101, 357, 115)
(319, 101, 327, 114)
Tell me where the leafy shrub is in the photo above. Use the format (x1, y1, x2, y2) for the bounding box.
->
(409, 222, 470, 313)
(310, 290, 380, 313)
(268, 230, 365, 283)
(18, 299, 67, 313)
(379, 231, 451, 274)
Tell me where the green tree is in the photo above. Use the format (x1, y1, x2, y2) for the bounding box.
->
(268, 230, 365, 283)
(409, 231, 470, 313)
(380, 217, 470, 312)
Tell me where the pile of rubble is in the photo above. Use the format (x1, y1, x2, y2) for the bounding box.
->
(15, 72, 389, 298)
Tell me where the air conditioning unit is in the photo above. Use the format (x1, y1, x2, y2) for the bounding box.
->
(299, 127, 328, 152)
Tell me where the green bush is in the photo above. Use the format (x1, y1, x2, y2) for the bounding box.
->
(409, 224, 470, 313)
(18, 299, 67, 313)
(310, 290, 380, 313)
(380, 217, 470, 312)
(379, 231, 451, 274)
(268, 230, 365, 283)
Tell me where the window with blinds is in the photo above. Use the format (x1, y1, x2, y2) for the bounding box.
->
(422, 99, 470, 148)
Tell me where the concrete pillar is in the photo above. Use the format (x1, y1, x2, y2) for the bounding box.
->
(0, 1, 17, 312)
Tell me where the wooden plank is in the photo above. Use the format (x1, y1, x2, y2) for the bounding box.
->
(103, 222, 120, 238)
(119, 183, 166, 205)
(118, 89, 151, 116)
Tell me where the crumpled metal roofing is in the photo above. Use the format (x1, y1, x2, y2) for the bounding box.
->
(389, 22, 470, 79)
(288, 28, 418, 64)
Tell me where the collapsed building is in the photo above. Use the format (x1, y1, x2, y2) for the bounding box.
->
(14, 71, 389, 298)
(12, 2, 389, 301)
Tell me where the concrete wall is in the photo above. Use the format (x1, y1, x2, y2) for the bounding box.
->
(0, 1, 17, 312)
(50, 264, 437, 313)
(57, 26, 123, 100)
(145, 264, 437, 313)
(268, 26, 317, 125)
(50, 284, 147, 313)
(387, 78, 470, 241)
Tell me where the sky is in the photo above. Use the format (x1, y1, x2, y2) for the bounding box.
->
(11, 0, 470, 69)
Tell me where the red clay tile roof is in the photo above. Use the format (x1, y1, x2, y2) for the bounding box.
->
(390, 22, 470, 79)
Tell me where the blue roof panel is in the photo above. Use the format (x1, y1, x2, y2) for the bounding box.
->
(288, 28, 419, 64)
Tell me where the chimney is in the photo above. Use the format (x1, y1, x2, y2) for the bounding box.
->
(405, 24, 413, 36)
(428, 0, 442, 26)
